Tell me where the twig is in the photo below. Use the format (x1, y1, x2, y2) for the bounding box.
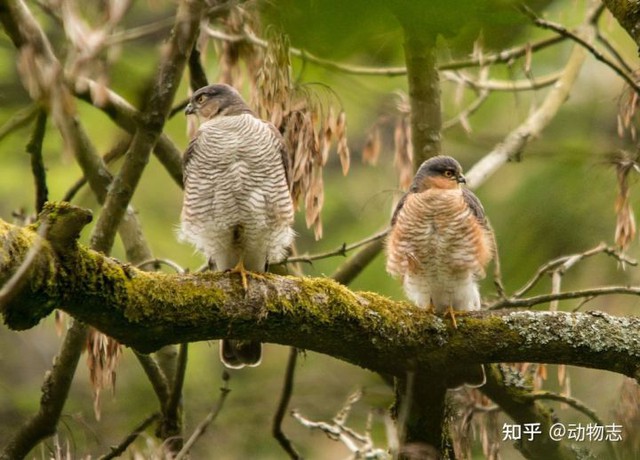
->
(165, 343, 188, 428)
(331, 237, 385, 285)
(489, 285, 640, 309)
(73, 78, 184, 188)
(0, 320, 87, 460)
(134, 352, 171, 404)
(205, 27, 566, 76)
(481, 364, 586, 459)
(174, 376, 231, 460)
(443, 70, 562, 92)
(529, 391, 603, 425)
(61, 139, 130, 203)
(440, 35, 567, 71)
(90, 0, 204, 254)
(206, 27, 407, 77)
(596, 32, 634, 75)
(465, 4, 598, 189)
(98, 413, 161, 460)
(512, 243, 635, 298)
(281, 229, 389, 265)
(0, 103, 40, 143)
(291, 389, 387, 458)
(443, 89, 490, 131)
(26, 109, 48, 214)
(272, 348, 301, 460)
(529, 391, 619, 460)
(137, 258, 186, 274)
(105, 17, 175, 46)
(519, 4, 640, 96)
(188, 40, 208, 91)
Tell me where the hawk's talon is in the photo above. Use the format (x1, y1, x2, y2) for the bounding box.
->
(227, 261, 270, 294)
(228, 260, 249, 293)
(447, 305, 458, 329)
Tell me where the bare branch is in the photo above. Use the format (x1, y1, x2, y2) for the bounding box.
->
(466, 4, 599, 189)
(0, 320, 87, 460)
(98, 413, 161, 460)
(165, 343, 189, 450)
(512, 242, 635, 298)
(443, 89, 490, 132)
(596, 32, 634, 74)
(443, 70, 562, 92)
(26, 109, 49, 214)
(90, 0, 204, 254)
(73, 78, 184, 188)
(490, 285, 640, 310)
(0, 103, 39, 143)
(330, 237, 385, 286)
(520, 4, 640, 96)
(481, 364, 586, 460)
(2, 212, 639, 383)
(133, 351, 171, 404)
(105, 17, 175, 46)
(281, 229, 389, 265)
(292, 390, 388, 458)
(205, 27, 567, 76)
(137, 258, 186, 274)
(272, 348, 301, 460)
(529, 391, 619, 460)
(441, 36, 567, 71)
(174, 376, 231, 460)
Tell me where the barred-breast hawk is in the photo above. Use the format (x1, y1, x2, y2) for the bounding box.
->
(386, 155, 494, 320)
(386, 156, 493, 385)
(180, 84, 294, 369)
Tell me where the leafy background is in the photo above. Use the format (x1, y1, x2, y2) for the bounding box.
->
(0, 0, 638, 458)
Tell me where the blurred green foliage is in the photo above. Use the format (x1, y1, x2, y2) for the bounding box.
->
(1, 0, 639, 458)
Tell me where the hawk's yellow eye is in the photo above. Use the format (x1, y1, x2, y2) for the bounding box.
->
(443, 170, 454, 178)
(196, 94, 206, 104)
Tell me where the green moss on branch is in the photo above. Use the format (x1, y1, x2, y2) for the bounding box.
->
(1, 207, 639, 380)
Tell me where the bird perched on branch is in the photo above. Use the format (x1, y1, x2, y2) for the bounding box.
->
(386, 155, 494, 385)
(180, 83, 294, 369)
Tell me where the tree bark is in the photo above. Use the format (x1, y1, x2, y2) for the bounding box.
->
(601, 0, 640, 50)
(2, 204, 639, 384)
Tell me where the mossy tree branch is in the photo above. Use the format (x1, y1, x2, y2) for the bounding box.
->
(482, 365, 579, 460)
(601, 0, 640, 49)
(2, 207, 639, 382)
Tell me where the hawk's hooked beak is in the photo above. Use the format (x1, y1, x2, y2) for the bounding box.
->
(184, 103, 195, 115)
(457, 174, 467, 184)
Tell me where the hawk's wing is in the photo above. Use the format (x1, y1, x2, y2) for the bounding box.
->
(462, 188, 489, 228)
(390, 192, 409, 227)
(182, 136, 199, 186)
(267, 123, 291, 192)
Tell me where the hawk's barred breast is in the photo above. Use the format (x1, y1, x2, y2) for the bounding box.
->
(180, 113, 294, 271)
(387, 187, 493, 311)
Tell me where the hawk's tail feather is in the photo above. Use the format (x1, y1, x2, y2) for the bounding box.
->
(220, 339, 262, 369)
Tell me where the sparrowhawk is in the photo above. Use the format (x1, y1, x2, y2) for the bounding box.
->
(180, 84, 294, 369)
(386, 155, 494, 384)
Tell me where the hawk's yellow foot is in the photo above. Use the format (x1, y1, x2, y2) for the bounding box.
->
(446, 305, 458, 329)
(227, 259, 268, 293)
(228, 259, 250, 292)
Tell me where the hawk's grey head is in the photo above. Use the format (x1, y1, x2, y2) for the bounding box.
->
(411, 155, 466, 192)
(184, 84, 253, 120)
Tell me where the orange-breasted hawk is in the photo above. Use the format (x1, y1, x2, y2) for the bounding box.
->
(180, 84, 294, 369)
(386, 155, 494, 318)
